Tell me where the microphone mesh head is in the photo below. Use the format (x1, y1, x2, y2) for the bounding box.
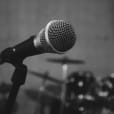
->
(45, 20, 76, 53)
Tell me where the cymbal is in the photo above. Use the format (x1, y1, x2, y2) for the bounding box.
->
(28, 70, 63, 84)
(46, 56, 85, 65)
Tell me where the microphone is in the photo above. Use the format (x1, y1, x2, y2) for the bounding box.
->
(0, 20, 76, 65)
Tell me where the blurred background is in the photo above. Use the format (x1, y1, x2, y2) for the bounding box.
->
(0, 0, 114, 114)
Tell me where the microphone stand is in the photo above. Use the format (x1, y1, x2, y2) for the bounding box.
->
(4, 63, 27, 114)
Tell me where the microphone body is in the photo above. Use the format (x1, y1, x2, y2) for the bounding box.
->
(0, 36, 44, 64)
(0, 20, 76, 65)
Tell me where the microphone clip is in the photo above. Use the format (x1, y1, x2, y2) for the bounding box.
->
(0, 47, 23, 66)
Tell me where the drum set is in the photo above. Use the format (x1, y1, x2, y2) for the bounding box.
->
(0, 56, 114, 114)
(25, 56, 114, 114)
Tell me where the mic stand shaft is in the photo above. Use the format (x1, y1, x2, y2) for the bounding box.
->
(4, 64, 27, 114)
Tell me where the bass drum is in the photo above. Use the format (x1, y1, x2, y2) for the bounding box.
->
(66, 71, 96, 98)
(50, 71, 97, 114)
(65, 71, 97, 114)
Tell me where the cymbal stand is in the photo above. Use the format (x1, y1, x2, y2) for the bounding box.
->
(60, 63, 68, 114)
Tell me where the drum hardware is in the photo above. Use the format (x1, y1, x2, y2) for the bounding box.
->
(26, 70, 114, 114)
(27, 57, 114, 114)
(27, 70, 65, 114)
(46, 56, 85, 114)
